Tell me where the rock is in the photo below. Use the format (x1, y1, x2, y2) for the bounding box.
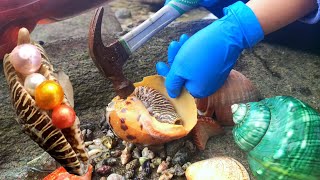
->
(103, 158, 118, 166)
(107, 173, 125, 180)
(96, 165, 112, 176)
(172, 149, 190, 166)
(115, 8, 132, 19)
(26, 152, 59, 172)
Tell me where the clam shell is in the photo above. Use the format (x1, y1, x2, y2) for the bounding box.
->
(3, 28, 88, 175)
(106, 75, 197, 145)
(185, 157, 250, 180)
(196, 69, 261, 126)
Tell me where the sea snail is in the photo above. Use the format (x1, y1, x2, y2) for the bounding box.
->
(196, 69, 261, 126)
(3, 28, 89, 175)
(232, 96, 320, 180)
(106, 75, 198, 145)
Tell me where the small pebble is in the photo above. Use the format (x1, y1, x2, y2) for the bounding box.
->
(139, 157, 148, 165)
(157, 161, 169, 173)
(96, 165, 112, 176)
(182, 162, 191, 171)
(125, 159, 139, 170)
(125, 169, 135, 179)
(159, 171, 173, 180)
(111, 150, 122, 157)
(172, 149, 190, 165)
(103, 158, 117, 166)
(132, 148, 141, 159)
(142, 160, 151, 175)
(107, 173, 125, 180)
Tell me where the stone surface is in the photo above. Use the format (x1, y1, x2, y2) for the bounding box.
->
(0, 3, 320, 180)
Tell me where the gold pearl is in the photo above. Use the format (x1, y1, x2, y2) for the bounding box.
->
(35, 80, 64, 110)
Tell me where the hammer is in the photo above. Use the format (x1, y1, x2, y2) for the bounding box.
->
(88, 0, 201, 99)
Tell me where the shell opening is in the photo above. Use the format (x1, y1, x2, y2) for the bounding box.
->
(133, 86, 182, 125)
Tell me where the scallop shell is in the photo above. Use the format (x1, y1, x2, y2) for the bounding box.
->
(106, 75, 197, 145)
(196, 69, 261, 126)
(185, 157, 250, 180)
(232, 96, 320, 179)
(3, 28, 88, 175)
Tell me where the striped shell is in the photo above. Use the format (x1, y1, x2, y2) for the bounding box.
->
(232, 96, 320, 179)
(185, 157, 250, 180)
(3, 29, 88, 175)
(106, 75, 197, 145)
(196, 69, 261, 126)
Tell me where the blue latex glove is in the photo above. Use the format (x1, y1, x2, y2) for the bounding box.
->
(156, 1, 264, 98)
(165, 0, 249, 17)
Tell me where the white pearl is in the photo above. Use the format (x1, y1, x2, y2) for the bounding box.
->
(9, 44, 42, 75)
(24, 73, 46, 96)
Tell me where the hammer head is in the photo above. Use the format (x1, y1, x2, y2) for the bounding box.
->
(88, 7, 134, 99)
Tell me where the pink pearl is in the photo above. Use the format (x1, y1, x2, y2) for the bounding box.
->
(9, 44, 42, 75)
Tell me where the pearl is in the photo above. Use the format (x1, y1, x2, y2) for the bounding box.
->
(52, 104, 76, 129)
(24, 73, 46, 96)
(35, 80, 64, 110)
(9, 44, 42, 75)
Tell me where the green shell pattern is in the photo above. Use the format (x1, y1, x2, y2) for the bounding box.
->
(232, 96, 320, 180)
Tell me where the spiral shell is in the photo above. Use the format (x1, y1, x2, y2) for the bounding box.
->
(106, 75, 197, 145)
(196, 70, 261, 126)
(232, 96, 320, 179)
(185, 157, 250, 180)
(3, 28, 88, 175)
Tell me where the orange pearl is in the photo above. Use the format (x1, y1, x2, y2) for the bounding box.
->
(52, 104, 76, 129)
(35, 80, 64, 110)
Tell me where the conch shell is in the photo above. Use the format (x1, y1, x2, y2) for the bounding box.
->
(106, 75, 197, 145)
(185, 157, 250, 180)
(196, 69, 261, 126)
(3, 28, 88, 175)
(232, 96, 320, 179)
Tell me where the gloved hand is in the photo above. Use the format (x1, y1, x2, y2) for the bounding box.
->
(156, 1, 264, 98)
(165, 0, 249, 17)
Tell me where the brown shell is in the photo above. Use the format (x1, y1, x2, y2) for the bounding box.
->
(192, 116, 224, 150)
(196, 70, 261, 126)
(186, 157, 250, 180)
(3, 28, 88, 175)
(106, 75, 197, 145)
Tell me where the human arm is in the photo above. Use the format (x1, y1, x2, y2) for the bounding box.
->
(247, 0, 317, 34)
(157, 0, 318, 98)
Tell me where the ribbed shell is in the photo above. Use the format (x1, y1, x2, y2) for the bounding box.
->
(196, 70, 261, 126)
(3, 42, 88, 175)
(232, 96, 320, 179)
(185, 157, 250, 180)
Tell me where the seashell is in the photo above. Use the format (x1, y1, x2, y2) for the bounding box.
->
(106, 75, 197, 145)
(191, 116, 224, 150)
(120, 147, 132, 165)
(185, 157, 250, 180)
(157, 161, 170, 173)
(232, 96, 320, 179)
(3, 28, 88, 175)
(159, 171, 174, 180)
(196, 69, 261, 126)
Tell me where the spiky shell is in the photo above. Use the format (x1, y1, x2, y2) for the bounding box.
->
(232, 96, 320, 179)
(106, 75, 197, 145)
(185, 157, 250, 180)
(3, 28, 88, 175)
(196, 70, 261, 126)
